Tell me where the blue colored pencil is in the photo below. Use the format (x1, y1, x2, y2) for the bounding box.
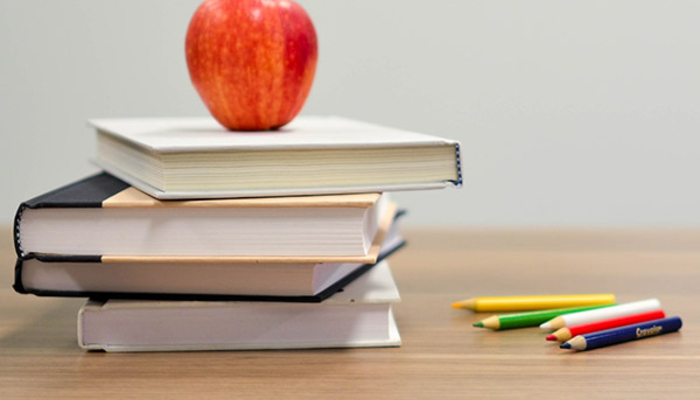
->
(560, 316, 682, 351)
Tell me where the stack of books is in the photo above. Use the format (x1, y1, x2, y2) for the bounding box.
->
(13, 116, 461, 351)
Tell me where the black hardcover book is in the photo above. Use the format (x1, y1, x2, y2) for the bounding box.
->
(13, 173, 406, 302)
(13, 240, 405, 303)
(14, 173, 399, 262)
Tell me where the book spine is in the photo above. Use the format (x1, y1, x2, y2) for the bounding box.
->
(455, 142, 463, 187)
(13, 173, 131, 257)
(13, 203, 26, 257)
(13, 257, 27, 294)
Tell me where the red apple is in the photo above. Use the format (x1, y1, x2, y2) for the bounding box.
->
(186, 0, 318, 131)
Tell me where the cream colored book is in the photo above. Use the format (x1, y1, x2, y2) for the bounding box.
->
(78, 261, 401, 352)
(15, 173, 395, 263)
(90, 116, 463, 199)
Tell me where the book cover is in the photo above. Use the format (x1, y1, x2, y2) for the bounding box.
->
(15, 173, 396, 263)
(78, 261, 402, 352)
(90, 116, 463, 199)
(13, 232, 406, 303)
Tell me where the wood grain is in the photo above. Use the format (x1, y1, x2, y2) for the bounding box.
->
(1, 227, 699, 399)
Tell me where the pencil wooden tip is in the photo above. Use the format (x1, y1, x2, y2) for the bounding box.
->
(452, 299, 477, 310)
(476, 316, 501, 330)
(541, 316, 565, 331)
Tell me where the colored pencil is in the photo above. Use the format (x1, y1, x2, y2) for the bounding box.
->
(561, 316, 682, 351)
(540, 298, 661, 331)
(546, 309, 666, 342)
(473, 304, 615, 330)
(452, 294, 616, 312)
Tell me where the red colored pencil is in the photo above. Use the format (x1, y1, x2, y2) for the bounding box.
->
(546, 309, 666, 342)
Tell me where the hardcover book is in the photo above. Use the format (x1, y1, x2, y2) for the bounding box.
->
(14, 215, 406, 302)
(90, 116, 463, 199)
(15, 173, 396, 263)
(78, 261, 402, 352)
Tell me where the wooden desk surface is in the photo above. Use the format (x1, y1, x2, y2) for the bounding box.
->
(1, 228, 699, 399)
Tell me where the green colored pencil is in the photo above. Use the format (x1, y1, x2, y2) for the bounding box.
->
(473, 304, 617, 330)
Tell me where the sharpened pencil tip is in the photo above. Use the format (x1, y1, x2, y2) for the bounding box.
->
(540, 322, 551, 330)
(546, 334, 556, 341)
(560, 342, 572, 349)
(452, 299, 477, 310)
(473, 321, 484, 328)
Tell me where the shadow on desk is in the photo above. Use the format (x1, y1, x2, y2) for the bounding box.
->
(0, 298, 81, 352)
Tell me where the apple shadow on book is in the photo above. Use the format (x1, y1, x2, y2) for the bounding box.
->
(166, 126, 296, 135)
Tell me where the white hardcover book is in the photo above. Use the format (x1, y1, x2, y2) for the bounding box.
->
(78, 261, 401, 352)
(90, 116, 462, 199)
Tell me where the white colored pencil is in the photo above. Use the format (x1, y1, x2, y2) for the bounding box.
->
(539, 298, 661, 330)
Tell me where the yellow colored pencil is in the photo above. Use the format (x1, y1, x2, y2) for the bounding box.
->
(451, 294, 616, 312)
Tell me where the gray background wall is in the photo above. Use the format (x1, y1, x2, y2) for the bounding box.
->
(2, 1, 699, 226)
